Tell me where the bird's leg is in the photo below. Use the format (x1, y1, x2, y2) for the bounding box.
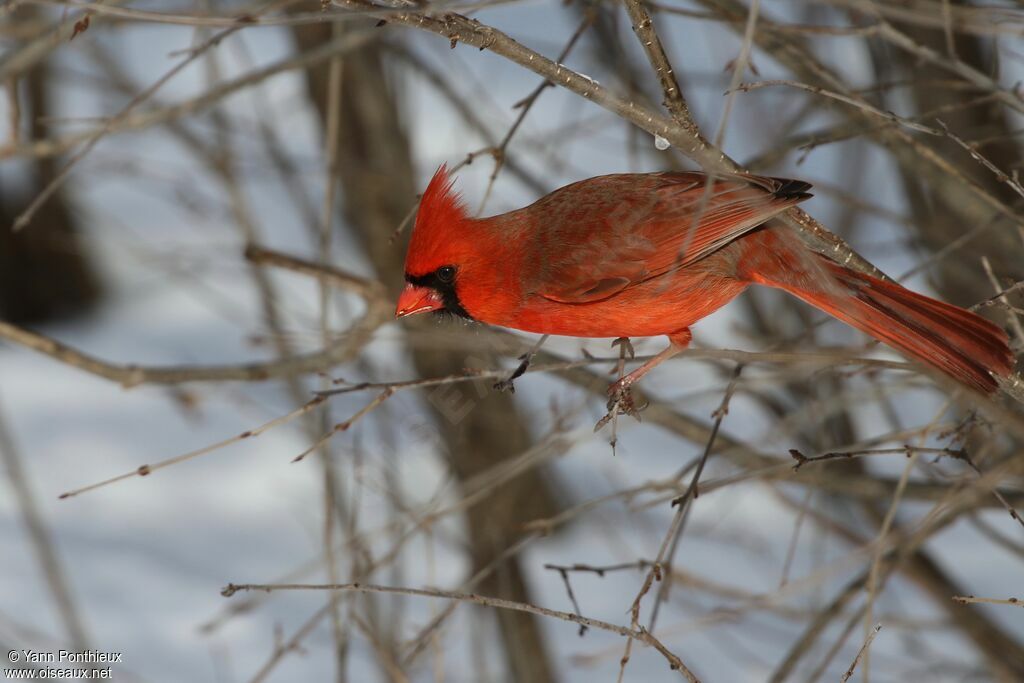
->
(599, 330, 691, 429)
(605, 345, 681, 417)
(494, 334, 549, 393)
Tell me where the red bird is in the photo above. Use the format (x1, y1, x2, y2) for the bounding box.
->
(397, 166, 1015, 415)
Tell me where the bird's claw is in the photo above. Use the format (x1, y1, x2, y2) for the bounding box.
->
(493, 352, 532, 393)
(611, 337, 636, 359)
(607, 382, 642, 419)
(595, 378, 643, 431)
(493, 378, 516, 393)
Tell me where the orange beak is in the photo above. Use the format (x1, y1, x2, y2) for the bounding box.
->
(395, 283, 445, 318)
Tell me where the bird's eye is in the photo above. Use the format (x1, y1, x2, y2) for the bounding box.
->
(436, 266, 456, 284)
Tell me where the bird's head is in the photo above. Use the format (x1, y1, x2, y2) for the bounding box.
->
(396, 165, 478, 320)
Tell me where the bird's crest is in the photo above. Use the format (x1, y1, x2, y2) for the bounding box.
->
(405, 165, 471, 276)
(416, 164, 467, 234)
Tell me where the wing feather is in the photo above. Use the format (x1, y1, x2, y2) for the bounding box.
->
(533, 172, 811, 304)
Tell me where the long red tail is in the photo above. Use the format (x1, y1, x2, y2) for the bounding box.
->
(740, 232, 1015, 394)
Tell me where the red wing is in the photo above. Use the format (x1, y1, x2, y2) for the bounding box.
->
(540, 277, 631, 304)
(537, 173, 811, 304)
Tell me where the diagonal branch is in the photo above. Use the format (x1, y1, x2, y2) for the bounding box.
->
(332, 0, 887, 281)
(622, 0, 694, 129)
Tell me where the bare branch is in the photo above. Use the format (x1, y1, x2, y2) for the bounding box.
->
(222, 581, 702, 681)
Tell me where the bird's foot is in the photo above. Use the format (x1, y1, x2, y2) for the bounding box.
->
(595, 377, 644, 431)
(494, 335, 549, 393)
(492, 377, 516, 393)
(493, 352, 531, 393)
(611, 336, 636, 359)
(606, 378, 643, 418)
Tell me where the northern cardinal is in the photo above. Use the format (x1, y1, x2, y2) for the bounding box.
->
(397, 166, 1015, 415)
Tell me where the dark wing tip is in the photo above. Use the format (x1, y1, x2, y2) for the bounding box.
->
(773, 178, 814, 201)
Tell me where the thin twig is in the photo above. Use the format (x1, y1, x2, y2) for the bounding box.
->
(841, 623, 882, 683)
(222, 581, 701, 681)
(58, 397, 326, 499)
(952, 595, 1024, 608)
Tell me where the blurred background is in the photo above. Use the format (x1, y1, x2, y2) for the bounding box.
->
(2, 0, 1024, 681)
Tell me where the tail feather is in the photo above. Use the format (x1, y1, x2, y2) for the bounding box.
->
(745, 242, 1014, 394)
(842, 275, 1010, 393)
